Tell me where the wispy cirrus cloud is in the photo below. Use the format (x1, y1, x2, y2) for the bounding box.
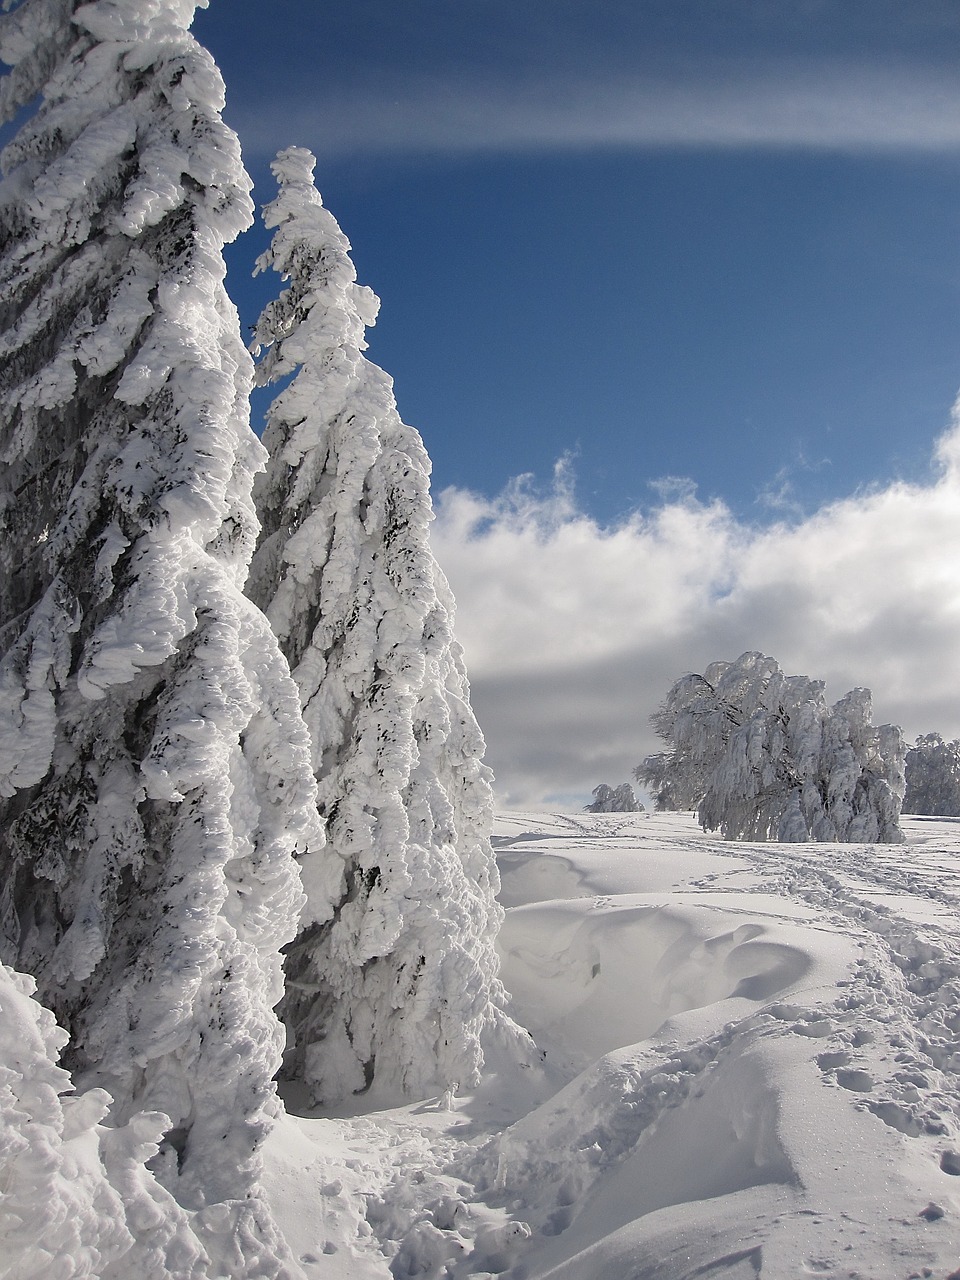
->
(234, 59, 960, 160)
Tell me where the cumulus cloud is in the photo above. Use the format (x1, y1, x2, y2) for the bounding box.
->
(431, 431, 960, 810)
(236, 59, 960, 160)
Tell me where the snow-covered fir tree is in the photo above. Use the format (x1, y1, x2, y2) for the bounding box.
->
(585, 782, 643, 813)
(640, 652, 905, 842)
(903, 732, 960, 816)
(247, 147, 515, 1104)
(0, 0, 323, 1235)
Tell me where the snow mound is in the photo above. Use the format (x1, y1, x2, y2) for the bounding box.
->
(498, 895, 816, 1064)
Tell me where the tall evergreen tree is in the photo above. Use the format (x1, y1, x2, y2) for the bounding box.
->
(248, 147, 512, 1104)
(0, 0, 322, 1232)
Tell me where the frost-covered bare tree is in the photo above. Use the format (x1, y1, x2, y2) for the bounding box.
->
(639, 653, 904, 843)
(903, 733, 960, 816)
(0, 0, 322, 1235)
(585, 782, 642, 813)
(247, 148, 516, 1105)
(636, 670, 732, 811)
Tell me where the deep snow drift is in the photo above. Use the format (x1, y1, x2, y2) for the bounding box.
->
(259, 811, 960, 1279)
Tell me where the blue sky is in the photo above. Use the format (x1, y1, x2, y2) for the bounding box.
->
(195, 0, 960, 525)
(184, 0, 960, 805)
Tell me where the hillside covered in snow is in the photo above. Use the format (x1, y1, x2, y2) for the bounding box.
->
(1, 5, 959, 1279)
(257, 811, 960, 1279)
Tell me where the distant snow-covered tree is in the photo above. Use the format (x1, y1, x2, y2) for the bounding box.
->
(639, 653, 904, 842)
(903, 733, 960, 816)
(247, 147, 515, 1105)
(585, 782, 643, 813)
(0, 0, 322, 1232)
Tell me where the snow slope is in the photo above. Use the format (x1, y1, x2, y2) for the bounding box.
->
(259, 811, 960, 1279)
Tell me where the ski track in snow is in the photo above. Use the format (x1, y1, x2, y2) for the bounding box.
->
(261, 812, 960, 1280)
(704, 826, 960, 1149)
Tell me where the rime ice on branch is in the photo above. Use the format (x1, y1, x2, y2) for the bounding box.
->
(0, 961, 213, 1278)
(248, 147, 514, 1104)
(0, 0, 321, 1226)
(638, 652, 905, 842)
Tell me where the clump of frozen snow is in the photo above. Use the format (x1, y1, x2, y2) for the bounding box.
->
(0, 959, 212, 1278)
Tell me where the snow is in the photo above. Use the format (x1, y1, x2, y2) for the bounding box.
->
(2, 10, 959, 1279)
(0, 961, 211, 1279)
(250, 811, 960, 1279)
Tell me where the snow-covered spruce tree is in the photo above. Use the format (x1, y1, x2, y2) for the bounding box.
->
(640, 653, 905, 842)
(903, 732, 960, 816)
(584, 782, 642, 813)
(246, 147, 514, 1105)
(0, 0, 322, 1225)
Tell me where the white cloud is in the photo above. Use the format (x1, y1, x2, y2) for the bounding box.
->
(431, 425, 960, 810)
(236, 59, 960, 160)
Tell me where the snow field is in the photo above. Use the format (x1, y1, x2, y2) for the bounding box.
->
(259, 811, 960, 1279)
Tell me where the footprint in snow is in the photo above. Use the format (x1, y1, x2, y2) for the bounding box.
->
(815, 1050, 851, 1071)
(835, 1068, 875, 1093)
